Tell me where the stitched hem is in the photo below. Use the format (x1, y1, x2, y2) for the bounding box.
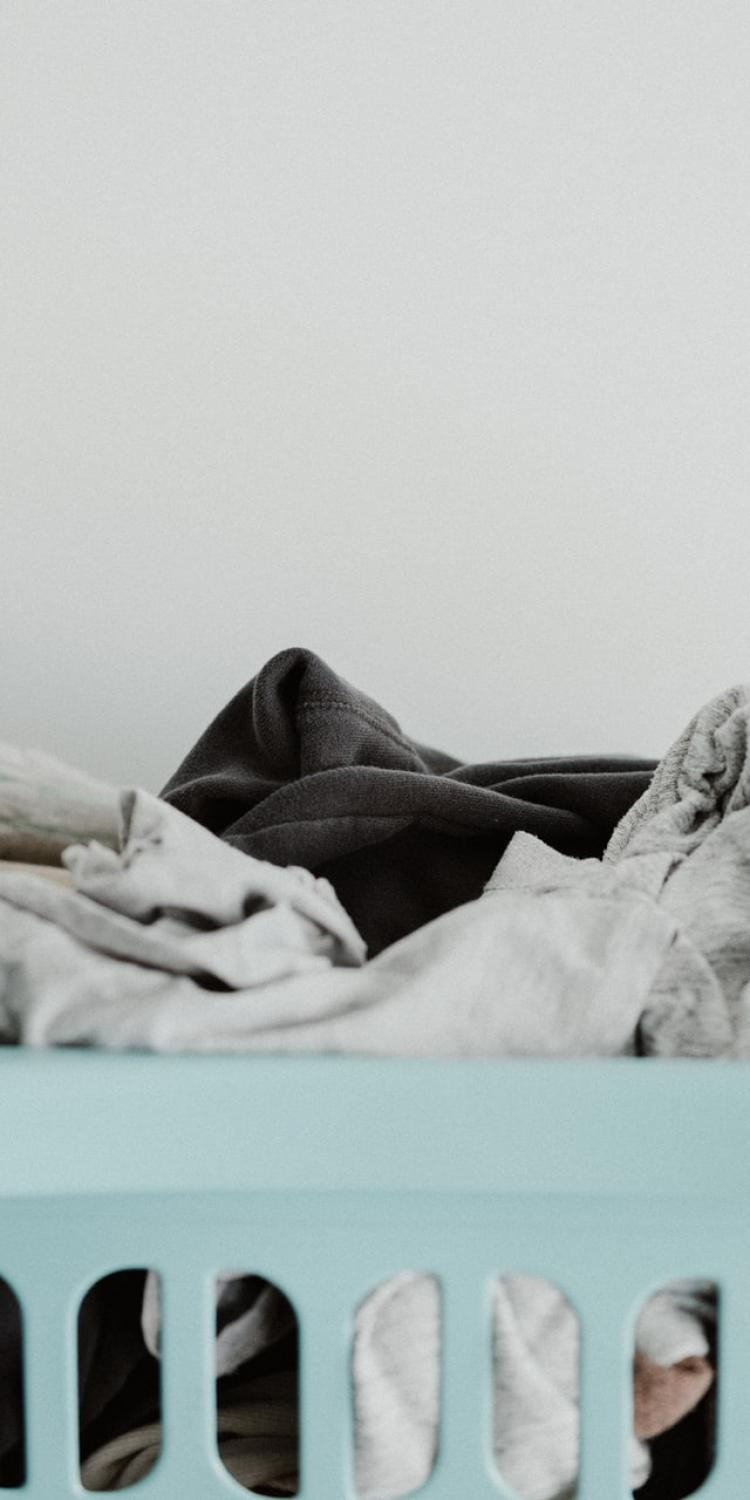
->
(297, 699, 419, 758)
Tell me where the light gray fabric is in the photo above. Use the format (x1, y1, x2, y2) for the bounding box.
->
(0, 789, 674, 1056)
(604, 683, 750, 864)
(9, 689, 750, 1060)
(141, 1270, 296, 1379)
(86, 1271, 713, 1500)
(0, 740, 120, 863)
(488, 1276, 712, 1500)
(603, 685, 750, 1056)
(7, 687, 750, 1056)
(4, 688, 747, 1499)
(486, 831, 735, 1059)
(486, 680, 750, 1060)
(0, 789, 366, 1046)
(5, 688, 749, 1059)
(65, 789, 364, 961)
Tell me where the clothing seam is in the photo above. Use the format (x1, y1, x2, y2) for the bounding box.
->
(225, 803, 580, 833)
(296, 699, 421, 758)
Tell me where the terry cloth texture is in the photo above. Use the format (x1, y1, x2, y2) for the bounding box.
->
(603, 683, 750, 1056)
(159, 647, 656, 955)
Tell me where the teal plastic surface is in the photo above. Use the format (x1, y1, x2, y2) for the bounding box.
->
(1, 1051, 748, 1497)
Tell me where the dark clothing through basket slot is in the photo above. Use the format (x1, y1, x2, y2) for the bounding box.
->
(160, 646, 657, 956)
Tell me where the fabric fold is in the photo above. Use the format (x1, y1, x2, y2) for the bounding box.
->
(160, 646, 655, 954)
(5, 670, 748, 1499)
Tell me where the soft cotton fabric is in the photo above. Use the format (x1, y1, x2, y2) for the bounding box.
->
(142, 1272, 296, 1380)
(0, 790, 365, 1049)
(160, 646, 655, 955)
(81, 1272, 715, 1500)
(0, 795, 673, 1057)
(8, 680, 750, 1497)
(80, 1370, 298, 1494)
(0, 740, 119, 863)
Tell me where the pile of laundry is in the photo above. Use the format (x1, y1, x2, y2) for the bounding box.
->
(3, 646, 748, 1496)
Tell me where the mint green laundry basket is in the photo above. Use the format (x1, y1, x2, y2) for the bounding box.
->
(0, 1050, 746, 1498)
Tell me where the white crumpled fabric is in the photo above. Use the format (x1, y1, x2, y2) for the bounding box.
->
(138, 1266, 713, 1499)
(0, 788, 365, 1047)
(7, 684, 749, 1496)
(9, 687, 750, 1060)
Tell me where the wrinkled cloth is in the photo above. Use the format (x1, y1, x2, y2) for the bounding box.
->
(605, 684, 750, 864)
(83, 1272, 715, 1500)
(7, 682, 750, 1497)
(160, 646, 655, 955)
(602, 684, 750, 1056)
(349, 1276, 712, 1500)
(0, 789, 365, 1048)
(482, 681, 750, 1058)
(81, 1370, 298, 1494)
(14, 699, 749, 1062)
(0, 1266, 163, 1486)
(0, 740, 119, 863)
(142, 1272, 296, 1379)
(484, 830, 736, 1059)
(1, 1267, 156, 1488)
(491, 1276, 713, 1499)
(0, 785, 361, 1488)
(9, 676, 749, 1064)
(10, 791, 738, 1063)
(0, 795, 675, 1057)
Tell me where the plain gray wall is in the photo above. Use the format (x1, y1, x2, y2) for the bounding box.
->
(1, 1, 748, 789)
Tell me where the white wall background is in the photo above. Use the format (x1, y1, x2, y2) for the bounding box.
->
(1, 1, 748, 789)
